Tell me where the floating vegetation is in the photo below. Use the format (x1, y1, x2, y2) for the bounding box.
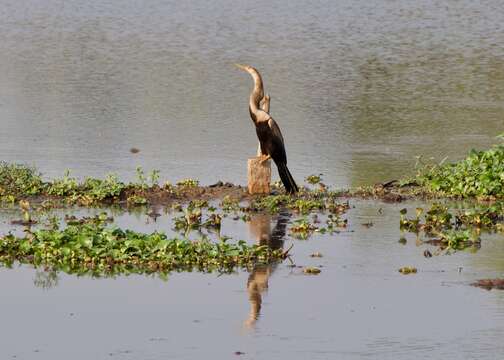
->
(187, 199, 209, 210)
(220, 195, 241, 212)
(10, 200, 37, 226)
(173, 206, 222, 235)
(433, 229, 481, 251)
(289, 198, 324, 214)
(325, 214, 348, 232)
(176, 178, 199, 187)
(290, 218, 318, 239)
(400, 204, 487, 252)
(173, 208, 203, 233)
(0, 221, 286, 277)
(305, 174, 323, 185)
(303, 267, 321, 274)
(400, 203, 504, 234)
(398, 266, 417, 274)
(417, 141, 504, 198)
(127, 194, 148, 206)
(248, 192, 349, 217)
(64, 212, 114, 226)
(249, 194, 291, 213)
(0, 162, 44, 196)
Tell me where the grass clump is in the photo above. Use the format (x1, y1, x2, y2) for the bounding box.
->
(0, 220, 286, 277)
(417, 142, 504, 198)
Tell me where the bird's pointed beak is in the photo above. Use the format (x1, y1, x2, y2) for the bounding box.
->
(234, 63, 248, 71)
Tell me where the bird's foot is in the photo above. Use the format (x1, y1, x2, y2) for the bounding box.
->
(260, 155, 271, 164)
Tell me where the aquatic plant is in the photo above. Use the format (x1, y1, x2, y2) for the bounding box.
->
(325, 214, 348, 232)
(187, 199, 209, 210)
(126, 194, 148, 206)
(149, 169, 160, 187)
(82, 174, 125, 201)
(220, 195, 241, 212)
(435, 229, 480, 251)
(0, 162, 44, 196)
(290, 218, 318, 239)
(249, 195, 291, 213)
(173, 207, 222, 235)
(289, 199, 324, 214)
(398, 266, 417, 274)
(176, 178, 199, 187)
(400, 202, 504, 234)
(303, 267, 321, 274)
(0, 221, 286, 277)
(135, 166, 149, 190)
(305, 174, 323, 185)
(417, 142, 504, 198)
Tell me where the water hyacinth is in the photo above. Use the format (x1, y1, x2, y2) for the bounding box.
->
(418, 143, 504, 198)
(0, 221, 286, 277)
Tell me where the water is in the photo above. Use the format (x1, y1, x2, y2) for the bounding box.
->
(1, 1, 504, 358)
(1, 201, 504, 359)
(1, 0, 503, 186)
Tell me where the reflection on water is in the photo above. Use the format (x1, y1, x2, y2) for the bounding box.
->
(0, 201, 504, 359)
(33, 268, 59, 290)
(244, 211, 290, 328)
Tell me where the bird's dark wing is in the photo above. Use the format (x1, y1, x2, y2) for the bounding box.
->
(267, 117, 287, 164)
(267, 118, 285, 144)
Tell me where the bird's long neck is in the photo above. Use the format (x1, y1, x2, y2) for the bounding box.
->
(248, 70, 264, 116)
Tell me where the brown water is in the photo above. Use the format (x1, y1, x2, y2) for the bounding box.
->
(1, 1, 504, 359)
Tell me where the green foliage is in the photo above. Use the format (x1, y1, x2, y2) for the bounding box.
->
(400, 202, 504, 234)
(82, 174, 125, 201)
(457, 203, 504, 228)
(149, 169, 160, 187)
(47, 170, 79, 196)
(0, 220, 285, 277)
(437, 229, 480, 251)
(249, 195, 291, 213)
(290, 217, 317, 239)
(306, 174, 322, 185)
(220, 195, 241, 212)
(176, 178, 199, 187)
(417, 143, 504, 197)
(0, 162, 44, 196)
(289, 199, 324, 214)
(173, 207, 222, 235)
(127, 195, 148, 206)
(135, 166, 148, 189)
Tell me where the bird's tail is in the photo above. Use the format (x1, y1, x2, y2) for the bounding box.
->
(277, 163, 299, 194)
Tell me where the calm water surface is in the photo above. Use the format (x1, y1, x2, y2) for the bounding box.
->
(1, 0, 503, 186)
(1, 201, 504, 359)
(1, 1, 504, 359)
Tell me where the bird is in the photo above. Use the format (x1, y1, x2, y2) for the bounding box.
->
(235, 64, 299, 193)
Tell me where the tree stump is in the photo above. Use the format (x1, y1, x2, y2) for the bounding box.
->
(248, 157, 271, 194)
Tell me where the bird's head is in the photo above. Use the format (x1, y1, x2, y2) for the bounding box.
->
(234, 64, 262, 86)
(234, 63, 252, 72)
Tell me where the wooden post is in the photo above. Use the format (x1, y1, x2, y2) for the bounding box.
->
(248, 157, 271, 194)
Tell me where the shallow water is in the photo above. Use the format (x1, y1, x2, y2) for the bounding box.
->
(1, 200, 504, 359)
(2, 1, 504, 359)
(1, 0, 503, 186)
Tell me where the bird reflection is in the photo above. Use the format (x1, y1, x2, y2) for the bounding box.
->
(244, 211, 290, 329)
